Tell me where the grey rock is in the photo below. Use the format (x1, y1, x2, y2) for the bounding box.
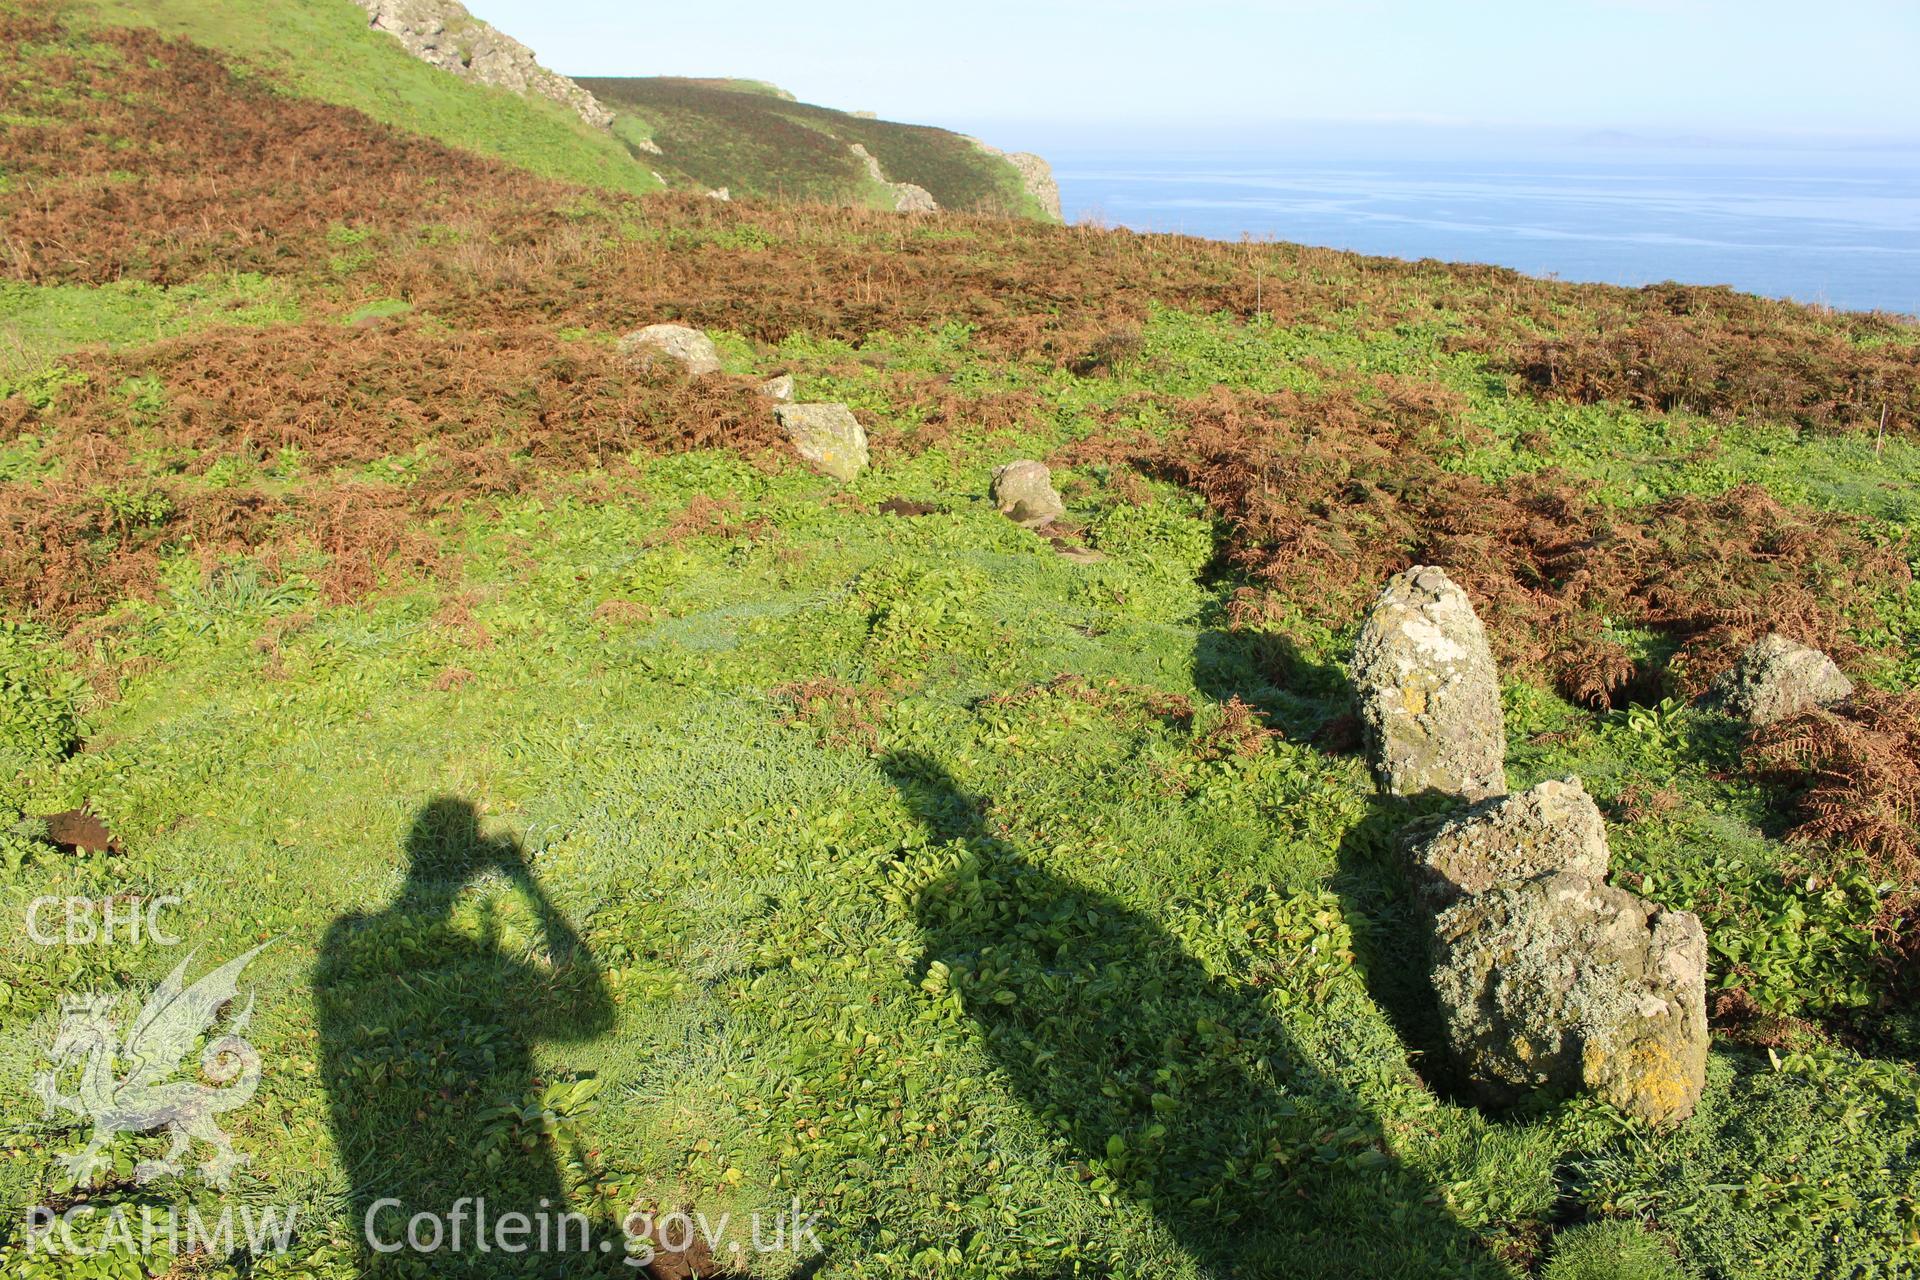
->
(1707, 633, 1853, 725)
(991, 461, 1066, 528)
(1351, 566, 1507, 801)
(1403, 776, 1609, 913)
(968, 138, 1063, 221)
(776, 404, 869, 481)
(707, 187, 731, 202)
(759, 374, 796, 402)
(1432, 871, 1708, 1127)
(618, 324, 723, 376)
(849, 144, 939, 214)
(353, 0, 613, 129)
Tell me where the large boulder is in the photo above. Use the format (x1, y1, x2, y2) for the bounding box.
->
(1432, 872, 1708, 1127)
(618, 324, 723, 376)
(990, 461, 1065, 528)
(1350, 566, 1507, 801)
(1707, 633, 1853, 725)
(1403, 776, 1609, 913)
(776, 404, 869, 481)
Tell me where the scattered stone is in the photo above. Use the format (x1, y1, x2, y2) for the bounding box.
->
(1431, 871, 1708, 1127)
(759, 373, 796, 402)
(706, 187, 731, 202)
(1403, 777, 1609, 913)
(776, 404, 869, 481)
(617, 324, 723, 376)
(849, 143, 939, 213)
(42, 809, 122, 855)
(353, 0, 613, 128)
(990, 460, 1066, 528)
(1707, 633, 1853, 725)
(1350, 566, 1507, 801)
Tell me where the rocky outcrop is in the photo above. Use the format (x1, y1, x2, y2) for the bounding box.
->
(1707, 633, 1853, 725)
(1431, 871, 1708, 1128)
(354, 0, 613, 130)
(1351, 567, 1507, 801)
(1402, 777, 1609, 913)
(618, 324, 723, 376)
(776, 404, 869, 481)
(849, 144, 938, 213)
(969, 139, 1063, 221)
(990, 461, 1065, 528)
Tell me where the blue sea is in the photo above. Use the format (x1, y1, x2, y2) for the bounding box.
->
(1042, 137, 1920, 316)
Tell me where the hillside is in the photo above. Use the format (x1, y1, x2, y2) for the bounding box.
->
(579, 76, 1061, 217)
(3, 3, 1920, 1279)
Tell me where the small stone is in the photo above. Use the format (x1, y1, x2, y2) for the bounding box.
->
(1707, 633, 1853, 725)
(1403, 776, 1609, 913)
(618, 324, 722, 375)
(1350, 566, 1507, 801)
(776, 403, 869, 481)
(990, 461, 1065, 528)
(759, 373, 795, 402)
(1431, 871, 1708, 1127)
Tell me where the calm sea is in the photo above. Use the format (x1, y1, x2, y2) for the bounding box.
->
(1048, 142, 1920, 316)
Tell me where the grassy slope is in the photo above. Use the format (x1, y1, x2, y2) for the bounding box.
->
(72, 0, 662, 194)
(3, 13, 1920, 1280)
(580, 76, 1046, 216)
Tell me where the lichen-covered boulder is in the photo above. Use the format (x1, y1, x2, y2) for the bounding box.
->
(1403, 776, 1609, 913)
(776, 403, 869, 481)
(990, 460, 1065, 528)
(1432, 872, 1707, 1127)
(1707, 633, 1853, 725)
(618, 324, 722, 376)
(1351, 566, 1507, 801)
(759, 373, 795, 402)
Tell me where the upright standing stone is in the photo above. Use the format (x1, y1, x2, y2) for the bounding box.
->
(775, 403, 869, 482)
(1401, 776, 1610, 914)
(990, 461, 1066, 528)
(1431, 871, 1709, 1127)
(1350, 566, 1507, 801)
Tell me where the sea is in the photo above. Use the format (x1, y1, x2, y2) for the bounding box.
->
(1033, 131, 1920, 316)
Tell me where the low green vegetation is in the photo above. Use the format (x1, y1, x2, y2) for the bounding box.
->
(0, 275, 299, 376)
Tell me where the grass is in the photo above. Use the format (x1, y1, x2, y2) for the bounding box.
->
(1, 7, 1919, 1277)
(68, 0, 662, 194)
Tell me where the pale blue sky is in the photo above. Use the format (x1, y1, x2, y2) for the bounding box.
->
(473, 0, 1919, 143)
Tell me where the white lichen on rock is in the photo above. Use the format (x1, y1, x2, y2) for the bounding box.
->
(1431, 871, 1708, 1127)
(1402, 776, 1610, 913)
(1351, 566, 1507, 801)
(990, 460, 1065, 528)
(617, 324, 723, 376)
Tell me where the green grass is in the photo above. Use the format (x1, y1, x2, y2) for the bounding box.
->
(1, 313, 1917, 1276)
(0, 275, 300, 377)
(70, 0, 662, 194)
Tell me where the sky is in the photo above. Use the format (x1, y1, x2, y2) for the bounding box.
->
(469, 0, 1920, 149)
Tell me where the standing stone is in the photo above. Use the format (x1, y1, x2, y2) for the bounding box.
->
(776, 404, 869, 481)
(990, 461, 1065, 528)
(618, 324, 723, 376)
(1402, 776, 1610, 913)
(1351, 566, 1507, 801)
(759, 373, 796, 402)
(1707, 633, 1853, 725)
(1431, 872, 1708, 1127)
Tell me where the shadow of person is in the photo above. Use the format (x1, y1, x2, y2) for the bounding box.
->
(316, 797, 619, 1277)
(881, 752, 1498, 1278)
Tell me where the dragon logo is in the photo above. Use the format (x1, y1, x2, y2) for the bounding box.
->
(35, 944, 268, 1189)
